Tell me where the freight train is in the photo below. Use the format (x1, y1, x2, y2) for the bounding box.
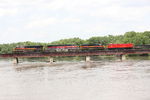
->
(13, 43, 150, 54)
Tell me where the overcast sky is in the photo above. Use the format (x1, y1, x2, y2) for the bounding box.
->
(0, 0, 150, 43)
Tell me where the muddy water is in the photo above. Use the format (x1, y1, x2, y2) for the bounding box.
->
(0, 57, 150, 100)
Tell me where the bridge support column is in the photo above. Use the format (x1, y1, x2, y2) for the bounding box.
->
(49, 57, 54, 63)
(85, 56, 91, 62)
(13, 57, 19, 64)
(122, 55, 126, 60)
(116, 54, 126, 61)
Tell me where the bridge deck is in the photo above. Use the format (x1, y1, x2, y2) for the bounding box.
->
(0, 49, 150, 58)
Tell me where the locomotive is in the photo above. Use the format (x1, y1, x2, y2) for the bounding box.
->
(80, 44, 105, 51)
(13, 43, 150, 54)
(46, 44, 79, 52)
(134, 45, 150, 49)
(13, 45, 44, 53)
(107, 43, 134, 50)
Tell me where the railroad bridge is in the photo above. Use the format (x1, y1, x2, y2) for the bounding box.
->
(0, 49, 150, 64)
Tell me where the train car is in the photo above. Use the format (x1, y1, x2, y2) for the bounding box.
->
(80, 44, 105, 51)
(46, 44, 79, 52)
(13, 45, 44, 53)
(134, 45, 150, 49)
(107, 43, 134, 50)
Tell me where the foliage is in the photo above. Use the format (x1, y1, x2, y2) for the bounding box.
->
(122, 31, 150, 45)
(50, 37, 85, 45)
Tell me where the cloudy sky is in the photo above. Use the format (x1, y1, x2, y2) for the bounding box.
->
(0, 0, 150, 43)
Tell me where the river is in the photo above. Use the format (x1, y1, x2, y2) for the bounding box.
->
(0, 56, 150, 100)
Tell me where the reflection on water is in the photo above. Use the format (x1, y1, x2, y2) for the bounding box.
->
(0, 57, 150, 100)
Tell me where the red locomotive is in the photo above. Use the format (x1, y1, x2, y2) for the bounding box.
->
(107, 43, 134, 50)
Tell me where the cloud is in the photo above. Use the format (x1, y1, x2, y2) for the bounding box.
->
(44, 0, 114, 12)
(0, 8, 18, 16)
(26, 18, 58, 28)
(0, 27, 20, 43)
(25, 17, 80, 29)
(0, 0, 44, 6)
(0, 0, 150, 43)
(90, 6, 150, 21)
(42, 0, 150, 23)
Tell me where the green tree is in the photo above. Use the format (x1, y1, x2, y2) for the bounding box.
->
(51, 38, 85, 45)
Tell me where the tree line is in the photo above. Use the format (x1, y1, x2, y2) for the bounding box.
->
(0, 31, 150, 54)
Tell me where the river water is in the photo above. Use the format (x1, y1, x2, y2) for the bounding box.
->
(0, 57, 150, 100)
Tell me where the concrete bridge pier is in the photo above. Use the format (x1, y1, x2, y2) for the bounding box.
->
(116, 54, 126, 61)
(13, 57, 19, 64)
(122, 55, 126, 60)
(49, 57, 54, 63)
(85, 56, 91, 62)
